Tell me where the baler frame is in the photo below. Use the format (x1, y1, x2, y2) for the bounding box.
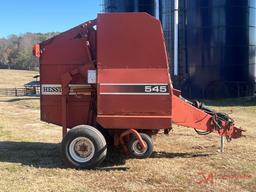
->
(60, 19, 97, 137)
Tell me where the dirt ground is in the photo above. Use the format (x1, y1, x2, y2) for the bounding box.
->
(0, 69, 255, 192)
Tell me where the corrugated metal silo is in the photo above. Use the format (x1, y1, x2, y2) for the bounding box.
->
(103, 0, 156, 16)
(160, 0, 256, 98)
(136, 0, 156, 16)
(103, 0, 137, 12)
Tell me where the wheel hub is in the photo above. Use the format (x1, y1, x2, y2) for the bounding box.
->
(69, 137, 95, 163)
(132, 140, 148, 155)
(74, 140, 93, 157)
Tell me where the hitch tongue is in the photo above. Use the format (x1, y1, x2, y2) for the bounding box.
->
(193, 100, 245, 140)
(217, 124, 245, 141)
(172, 95, 245, 140)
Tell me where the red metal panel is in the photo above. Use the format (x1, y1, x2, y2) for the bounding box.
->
(98, 95, 171, 115)
(97, 13, 169, 69)
(40, 22, 95, 128)
(97, 115, 172, 129)
(97, 69, 170, 83)
(97, 13, 172, 129)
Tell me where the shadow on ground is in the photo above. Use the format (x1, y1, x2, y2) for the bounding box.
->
(0, 141, 211, 170)
(151, 151, 210, 159)
(0, 141, 126, 170)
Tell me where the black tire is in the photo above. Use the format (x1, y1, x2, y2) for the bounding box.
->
(61, 125, 107, 169)
(128, 133, 153, 159)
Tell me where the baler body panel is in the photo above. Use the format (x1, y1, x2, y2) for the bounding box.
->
(40, 24, 95, 127)
(96, 13, 172, 129)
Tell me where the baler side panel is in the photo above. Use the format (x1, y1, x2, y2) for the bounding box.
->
(97, 13, 169, 69)
(40, 23, 95, 128)
(97, 69, 171, 115)
(96, 13, 172, 129)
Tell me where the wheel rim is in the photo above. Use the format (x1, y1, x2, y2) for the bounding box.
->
(69, 137, 95, 163)
(132, 140, 148, 155)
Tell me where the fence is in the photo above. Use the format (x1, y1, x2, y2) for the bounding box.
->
(0, 88, 37, 97)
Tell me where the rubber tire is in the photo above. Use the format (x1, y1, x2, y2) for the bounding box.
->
(61, 125, 107, 169)
(128, 133, 153, 159)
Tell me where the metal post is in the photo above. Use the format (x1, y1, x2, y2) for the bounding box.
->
(220, 136, 224, 153)
(174, 0, 179, 76)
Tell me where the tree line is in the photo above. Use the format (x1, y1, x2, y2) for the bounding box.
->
(0, 32, 58, 70)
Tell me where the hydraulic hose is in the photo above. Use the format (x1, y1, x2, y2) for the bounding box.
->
(192, 100, 234, 136)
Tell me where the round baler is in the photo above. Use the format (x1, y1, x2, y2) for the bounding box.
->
(33, 13, 244, 169)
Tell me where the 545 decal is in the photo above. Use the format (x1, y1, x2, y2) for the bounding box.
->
(144, 85, 168, 93)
